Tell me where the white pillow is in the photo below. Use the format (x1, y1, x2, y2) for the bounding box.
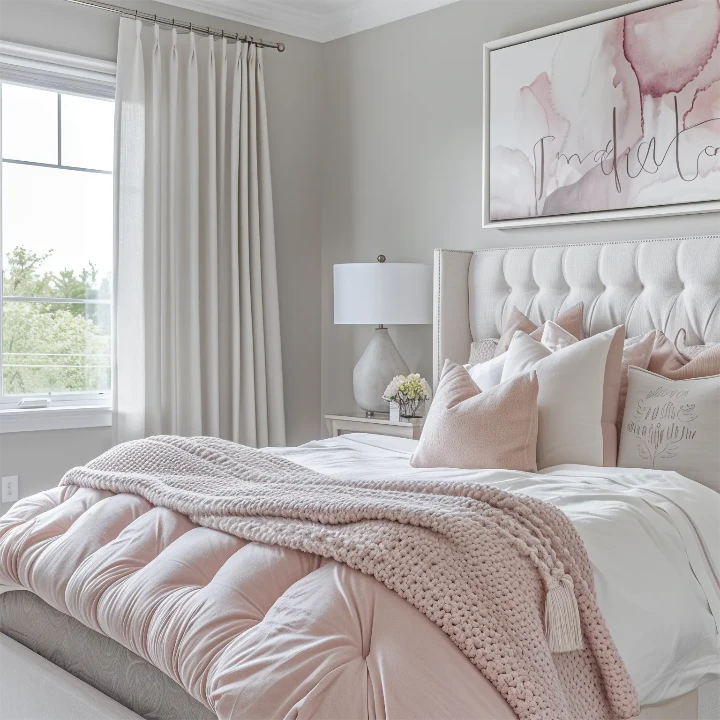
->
(469, 323, 577, 391)
(540, 321, 579, 353)
(501, 327, 625, 469)
(618, 367, 720, 492)
(467, 352, 506, 391)
(500, 333, 550, 382)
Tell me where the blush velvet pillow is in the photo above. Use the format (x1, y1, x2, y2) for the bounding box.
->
(648, 331, 720, 380)
(494, 303, 584, 356)
(674, 329, 719, 360)
(501, 326, 625, 469)
(410, 361, 539, 471)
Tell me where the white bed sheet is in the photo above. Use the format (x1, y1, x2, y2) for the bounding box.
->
(270, 433, 720, 707)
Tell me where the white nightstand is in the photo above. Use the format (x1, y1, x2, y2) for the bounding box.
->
(325, 413, 424, 440)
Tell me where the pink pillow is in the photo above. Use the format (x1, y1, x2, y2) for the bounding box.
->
(649, 331, 720, 379)
(647, 332, 687, 375)
(411, 361, 539, 471)
(617, 331, 657, 429)
(494, 303, 584, 357)
(674, 328, 719, 360)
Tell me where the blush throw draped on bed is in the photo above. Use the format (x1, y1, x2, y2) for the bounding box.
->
(54, 435, 638, 720)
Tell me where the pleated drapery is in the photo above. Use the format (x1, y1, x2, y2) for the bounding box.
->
(113, 18, 285, 446)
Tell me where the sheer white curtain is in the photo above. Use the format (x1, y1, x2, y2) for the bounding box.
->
(113, 18, 285, 446)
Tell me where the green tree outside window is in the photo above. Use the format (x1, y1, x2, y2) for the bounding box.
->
(2, 246, 111, 395)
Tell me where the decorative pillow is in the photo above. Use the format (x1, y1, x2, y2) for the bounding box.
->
(468, 338, 499, 366)
(411, 361, 539, 472)
(500, 332, 551, 382)
(617, 331, 658, 429)
(675, 329, 719, 360)
(468, 352, 506, 391)
(617, 367, 720, 492)
(501, 326, 625, 469)
(540, 321, 579, 353)
(649, 332, 720, 380)
(494, 302, 584, 357)
(470, 322, 578, 392)
(647, 331, 688, 375)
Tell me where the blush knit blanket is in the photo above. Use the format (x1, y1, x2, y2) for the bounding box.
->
(60, 435, 639, 720)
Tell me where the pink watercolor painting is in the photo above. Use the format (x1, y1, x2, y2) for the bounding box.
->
(488, 0, 720, 222)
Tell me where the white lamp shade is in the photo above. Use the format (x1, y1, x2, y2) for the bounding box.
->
(334, 263, 432, 325)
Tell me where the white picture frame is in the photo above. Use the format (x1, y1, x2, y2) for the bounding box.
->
(482, 0, 720, 229)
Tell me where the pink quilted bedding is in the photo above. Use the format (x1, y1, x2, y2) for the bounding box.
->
(0, 437, 638, 720)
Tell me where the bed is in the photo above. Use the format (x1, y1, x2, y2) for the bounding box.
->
(1, 235, 719, 720)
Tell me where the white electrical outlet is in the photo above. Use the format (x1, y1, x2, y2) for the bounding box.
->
(1, 475, 18, 503)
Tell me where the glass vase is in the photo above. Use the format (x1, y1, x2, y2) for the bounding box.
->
(398, 396, 424, 419)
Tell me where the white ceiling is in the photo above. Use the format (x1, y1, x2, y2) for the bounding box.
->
(160, 0, 461, 43)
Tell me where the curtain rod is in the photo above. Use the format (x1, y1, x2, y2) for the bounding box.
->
(65, 0, 286, 52)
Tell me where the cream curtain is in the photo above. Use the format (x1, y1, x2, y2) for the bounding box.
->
(113, 18, 285, 446)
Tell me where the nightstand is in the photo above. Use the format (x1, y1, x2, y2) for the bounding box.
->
(325, 413, 424, 440)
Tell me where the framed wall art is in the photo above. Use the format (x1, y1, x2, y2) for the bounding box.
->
(482, 0, 720, 228)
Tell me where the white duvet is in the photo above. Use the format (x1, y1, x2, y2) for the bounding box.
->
(271, 433, 720, 706)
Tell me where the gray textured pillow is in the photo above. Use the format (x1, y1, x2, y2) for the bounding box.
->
(468, 339, 499, 366)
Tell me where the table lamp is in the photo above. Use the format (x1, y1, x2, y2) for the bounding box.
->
(334, 257, 432, 415)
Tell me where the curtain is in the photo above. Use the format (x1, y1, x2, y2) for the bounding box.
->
(113, 17, 285, 447)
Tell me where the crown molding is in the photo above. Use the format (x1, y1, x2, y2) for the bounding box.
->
(320, 0, 459, 43)
(158, 0, 461, 43)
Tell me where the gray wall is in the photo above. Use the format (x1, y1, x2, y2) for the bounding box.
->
(0, 0, 323, 507)
(319, 0, 720, 423)
(2, 0, 719, 507)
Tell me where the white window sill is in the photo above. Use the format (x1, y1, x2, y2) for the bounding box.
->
(0, 406, 112, 434)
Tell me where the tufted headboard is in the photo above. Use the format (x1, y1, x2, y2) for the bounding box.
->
(433, 235, 720, 389)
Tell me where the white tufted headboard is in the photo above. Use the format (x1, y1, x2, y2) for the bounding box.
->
(433, 235, 720, 389)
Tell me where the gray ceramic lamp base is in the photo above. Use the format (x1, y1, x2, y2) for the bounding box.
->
(353, 327, 409, 415)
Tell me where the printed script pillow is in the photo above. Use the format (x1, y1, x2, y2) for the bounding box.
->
(411, 361, 539, 472)
(501, 326, 625, 469)
(494, 302, 584, 356)
(618, 367, 720, 492)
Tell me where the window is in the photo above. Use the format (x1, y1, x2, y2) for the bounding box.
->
(0, 82, 114, 411)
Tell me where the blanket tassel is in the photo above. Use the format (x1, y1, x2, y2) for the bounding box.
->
(545, 574, 584, 653)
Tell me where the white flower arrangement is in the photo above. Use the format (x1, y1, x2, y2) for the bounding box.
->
(383, 373, 431, 418)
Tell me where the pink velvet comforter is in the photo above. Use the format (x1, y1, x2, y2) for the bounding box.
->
(0, 437, 638, 720)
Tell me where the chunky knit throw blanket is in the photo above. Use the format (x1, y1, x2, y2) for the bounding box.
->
(61, 435, 639, 720)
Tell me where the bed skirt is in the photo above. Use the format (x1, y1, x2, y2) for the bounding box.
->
(0, 633, 142, 720)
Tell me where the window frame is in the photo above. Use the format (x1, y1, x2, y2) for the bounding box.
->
(0, 42, 116, 428)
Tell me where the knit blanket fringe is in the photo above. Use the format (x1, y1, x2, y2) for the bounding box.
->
(61, 436, 639, 720)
